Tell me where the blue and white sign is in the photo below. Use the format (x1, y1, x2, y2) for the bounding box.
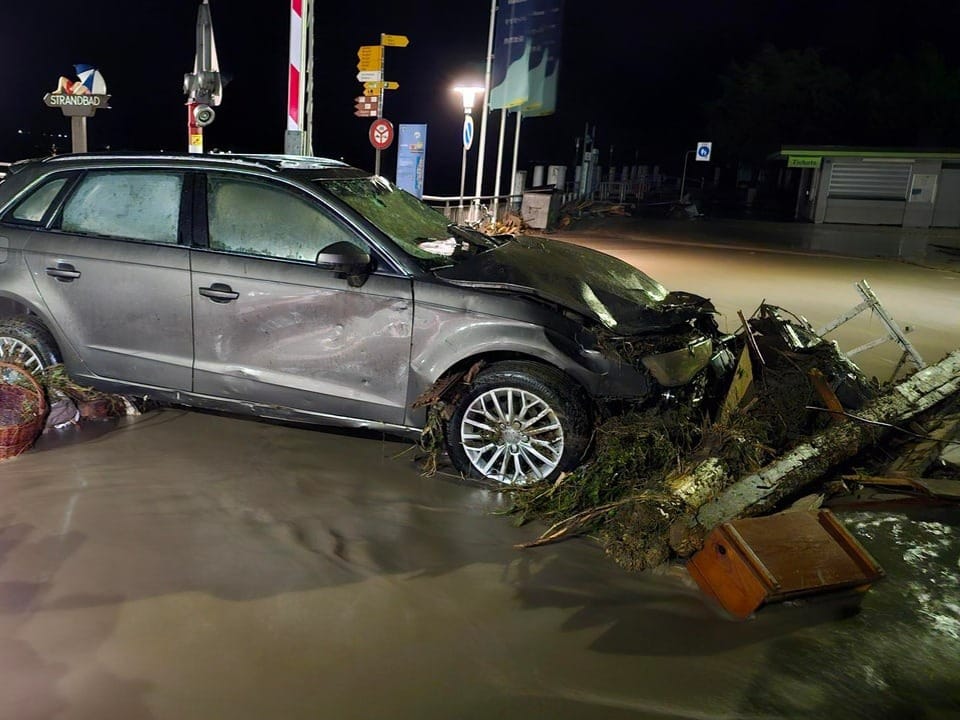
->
(696, 141, 712, 162)
(463, 115, 475, 150)
(396, 123, 427, 199)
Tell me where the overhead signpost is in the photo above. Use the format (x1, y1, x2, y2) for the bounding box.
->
(354, 96, 379, 118)
(381, 34, 409, 48)
(356, 45, 383, 71)
(354, 34, 407, 176)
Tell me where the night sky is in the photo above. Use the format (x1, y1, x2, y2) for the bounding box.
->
(2, 0, 958, 195)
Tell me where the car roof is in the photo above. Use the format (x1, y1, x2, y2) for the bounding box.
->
(17, 152, 367, 178)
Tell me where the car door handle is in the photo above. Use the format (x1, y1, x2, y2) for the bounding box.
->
(199, 283, 240, 303)
(46, 262, 81, 282)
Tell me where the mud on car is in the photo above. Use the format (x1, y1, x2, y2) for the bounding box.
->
(0, 153, 734, 485)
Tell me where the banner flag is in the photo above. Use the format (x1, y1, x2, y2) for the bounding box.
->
(489, 0, 532, 109)
(521, 0, 563, 117)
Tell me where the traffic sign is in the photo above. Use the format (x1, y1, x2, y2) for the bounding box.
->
(463, 115, 475, 150)
(354, 96, 379, 117)
(356, 70, 382, 82)
(363, 81, 399, 91)
(696, 141, 712, 162)
(357, 45, 383, 71)
(369, 118, 394, 150)
(381, 34, 409, 47)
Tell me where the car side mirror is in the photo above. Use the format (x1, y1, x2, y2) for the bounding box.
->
(316, 242, 373, 287)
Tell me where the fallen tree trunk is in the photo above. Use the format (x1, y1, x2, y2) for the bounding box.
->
(670, 349, 960, 556)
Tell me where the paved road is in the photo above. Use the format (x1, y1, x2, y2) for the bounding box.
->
(0, 225, 957, 719)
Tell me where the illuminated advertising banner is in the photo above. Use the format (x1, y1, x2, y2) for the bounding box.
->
(490, 0, 563, 114)
(396, 123, 427, 198)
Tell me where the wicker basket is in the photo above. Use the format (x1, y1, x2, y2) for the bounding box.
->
(0, 361, 47, 461)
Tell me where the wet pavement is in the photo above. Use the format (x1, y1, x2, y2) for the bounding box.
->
(1, 220, 959, 719)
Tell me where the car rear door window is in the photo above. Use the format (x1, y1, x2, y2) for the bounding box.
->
(206, 175, 365, 261)
(7, 177, 70, 224)
(60, 171, 182, 244)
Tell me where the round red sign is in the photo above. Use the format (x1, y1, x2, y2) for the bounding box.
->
(368, 118, 394, 150)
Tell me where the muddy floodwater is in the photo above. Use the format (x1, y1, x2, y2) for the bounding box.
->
(1, 224, 958, 719)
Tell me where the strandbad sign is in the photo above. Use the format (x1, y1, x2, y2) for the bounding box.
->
(44, 94, 109, 108)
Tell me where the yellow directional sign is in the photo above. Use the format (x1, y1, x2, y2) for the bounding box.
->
(362, 88, 379, 97)
(363, 80, 399, 91)
(381, 34, 409, 48)
(356, 45, 383, 71)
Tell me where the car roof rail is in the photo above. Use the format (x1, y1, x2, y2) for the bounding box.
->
(40, 151, 350, 174)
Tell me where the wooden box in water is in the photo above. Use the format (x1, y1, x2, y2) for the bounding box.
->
(687, 509, 884, 619)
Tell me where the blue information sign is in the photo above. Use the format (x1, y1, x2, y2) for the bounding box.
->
(396, 123, 427, 198)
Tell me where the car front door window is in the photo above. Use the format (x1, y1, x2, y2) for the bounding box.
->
(206, 175, 364, 260)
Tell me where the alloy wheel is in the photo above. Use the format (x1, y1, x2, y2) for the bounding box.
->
(460, 386, 564, 485)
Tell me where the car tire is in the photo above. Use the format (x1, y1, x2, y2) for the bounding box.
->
(0, 315, 61, 377)
(446, 360, 592, 486)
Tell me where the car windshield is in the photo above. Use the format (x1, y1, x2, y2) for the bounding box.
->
(316, 176, 501, 269)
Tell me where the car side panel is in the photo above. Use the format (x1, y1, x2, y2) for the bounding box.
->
(23, 232, 194, 390)
(190, 250, 414, 425)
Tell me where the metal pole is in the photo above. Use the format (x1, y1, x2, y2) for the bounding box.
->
(473, 0, 497, 208)
(492, 108, 507, 217)
(679, 149, 693, 201)
(510, 109, 522, 207)
(375, 36, 386, 176)
(459, 143, 468, 210)
(71, 116, 87, 154)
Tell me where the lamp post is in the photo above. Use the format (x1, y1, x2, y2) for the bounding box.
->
(453, 85, 484, 216)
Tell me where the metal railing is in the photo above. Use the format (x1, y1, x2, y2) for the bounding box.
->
(422, 193, 521, 226)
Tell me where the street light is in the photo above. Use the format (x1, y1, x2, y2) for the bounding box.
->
(453, 84, 484, 215)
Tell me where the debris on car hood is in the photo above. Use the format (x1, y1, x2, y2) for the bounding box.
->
(433, 235, 717, 334)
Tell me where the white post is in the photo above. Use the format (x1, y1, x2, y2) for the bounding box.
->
(510, 109, 522, 207)
(473, 0, 497, 208)
(492, 108, 507, 218)
(303, 0, 314, 155)
(459, 143, 468, 210)
(285, 0, 309, 154)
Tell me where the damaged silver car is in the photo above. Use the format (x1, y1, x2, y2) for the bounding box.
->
(0, 153, 732, 485)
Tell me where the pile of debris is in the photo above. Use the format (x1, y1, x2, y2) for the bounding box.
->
(481, 213, 526, 237)
(509, 306, 958, 566)
(414, 294, 960, 598)
(0, 363, 138, 460)
(556, 199, 630, 230)
(41, 364, 136, 429)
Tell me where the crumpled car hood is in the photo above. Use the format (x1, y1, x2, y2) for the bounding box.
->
(433, 235, 715, 334)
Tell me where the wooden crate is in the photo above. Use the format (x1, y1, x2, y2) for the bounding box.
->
(687, 509, 884, 619)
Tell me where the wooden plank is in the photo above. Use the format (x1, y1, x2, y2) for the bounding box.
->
(841, 474, 924, 489)
(885, 402, 960, 478)
(808, 368, 846, 422)
(719, 344, 755, 424)
(912, 478, 960, 501)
